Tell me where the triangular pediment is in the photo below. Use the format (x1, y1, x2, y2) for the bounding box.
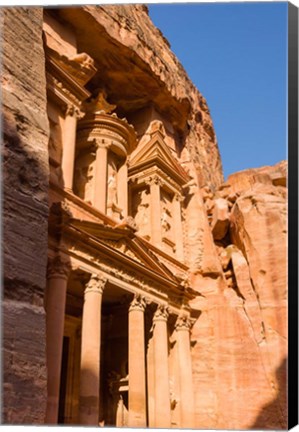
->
(129, 133, 190, 185)
(69, 218, 178, 281)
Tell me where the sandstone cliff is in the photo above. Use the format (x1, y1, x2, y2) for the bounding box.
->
(191, 161, 287, 429)
(2, 7, 49, 424)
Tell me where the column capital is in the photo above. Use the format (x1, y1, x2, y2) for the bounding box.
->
(91, 138, 110, 152)
(47, 256, 71, 280)
(174, 192, 184, 202)
(85, 274, 107, 295)
(146, 175, 164, 187)
(175, 314, 192, 331)
(153, 304, 169, 322)
(129, 293, 147, 312)
(64, 104, 84, 119)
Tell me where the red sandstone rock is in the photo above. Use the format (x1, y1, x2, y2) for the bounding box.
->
(211, 198, 230, 240)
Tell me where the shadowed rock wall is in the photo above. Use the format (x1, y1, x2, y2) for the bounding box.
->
(2, 7, 50, 424)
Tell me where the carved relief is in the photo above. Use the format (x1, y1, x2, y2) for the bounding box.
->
(153, 304, 169, 321)
(85, 274, 107, 295)
(47, 255, 71, 279)
(129, 293, 147, 312)
(132, 188, 150, 237)
(175, 314, 192, 331)
(84, 89, 116, 115)
(74, 150, 96, 203)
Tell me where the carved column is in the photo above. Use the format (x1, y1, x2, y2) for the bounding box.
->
(128, 294, 147, 427)
(79, 274, 106, 425)
(175, 315, 195, 428)
(148, 176, 163, 246)
(117, 161, 128, 217)
(62, 105, 81, 191)
(153, 305, 171, 428)
(173, 193, 185, 261)
(45, 256, 71, 424)
(93, 142, 109, 213)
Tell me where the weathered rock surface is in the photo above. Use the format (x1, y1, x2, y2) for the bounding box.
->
(191, 162, 287, 429)
(211, 198, 230, 240)
(2, 7, 49, 424)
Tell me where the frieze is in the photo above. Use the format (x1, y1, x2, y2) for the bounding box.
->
(64, 237, 180, 304)
(47, 72, 81, 108)
(129, 168, 182, 193)
(78, 127, 129, 146)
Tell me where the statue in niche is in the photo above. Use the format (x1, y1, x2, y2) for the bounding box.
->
(161, 205, 172, 233)
(74, 152, 95, 203)
(107, 170, 117, 206)
(134, 189, 150, 235)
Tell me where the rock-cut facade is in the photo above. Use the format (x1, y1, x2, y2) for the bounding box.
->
(2, 5, 287, 429)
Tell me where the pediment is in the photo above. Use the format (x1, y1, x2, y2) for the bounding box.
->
(69, 218, 178, 281)
(129, 133, 190, 185)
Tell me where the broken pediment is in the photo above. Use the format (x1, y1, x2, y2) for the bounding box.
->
(129, 129, 191, 187)
(68, 218, 178, 282)
(45, 45, 97, 87)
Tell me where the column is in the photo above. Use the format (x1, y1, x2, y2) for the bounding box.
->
(148, 176, 162, 246)
(117, 160, 128, 218)
(93, 142, 108, 213)
(61, 104, 80, 191)
(45, 256, 71, 424)
(79, 274, 106, 425)
(175, 314, 195, 428)
(128, 294, 147, 427)
(172, 193, 185, 261)
(153, 305, 171, 428)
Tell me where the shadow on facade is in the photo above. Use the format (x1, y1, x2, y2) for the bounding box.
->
(250, 357, 287, 430)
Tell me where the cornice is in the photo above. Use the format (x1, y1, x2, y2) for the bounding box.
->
(46, 58, 91, 108)
(77, 112, 137, 156)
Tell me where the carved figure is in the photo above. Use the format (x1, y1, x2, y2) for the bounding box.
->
(107, 170, 118, 206)
(134, 189, 150, 234)
(161, 206, 171, 233)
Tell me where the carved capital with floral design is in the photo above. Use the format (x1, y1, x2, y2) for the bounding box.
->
(47, 255, 71, 280)
(64, 104, 84, 119)
(174, 193, 184, 202)
(85, 274, 107, 296)
(145, 175, 164, 187)
(129, 293, 147, 312)
(175, 314, 192, 331)
(153, 304, 169, 322)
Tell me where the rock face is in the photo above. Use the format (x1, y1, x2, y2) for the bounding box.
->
(191, 161, 287, 429)
(2, 8, 49, 424)
(1, 5, 287, 430)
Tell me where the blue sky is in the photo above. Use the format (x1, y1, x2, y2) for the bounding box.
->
(149, 2, 288, 179)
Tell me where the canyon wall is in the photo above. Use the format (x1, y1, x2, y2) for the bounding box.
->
(191, 161, 287, 429)
(2, 7, 50, 424)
